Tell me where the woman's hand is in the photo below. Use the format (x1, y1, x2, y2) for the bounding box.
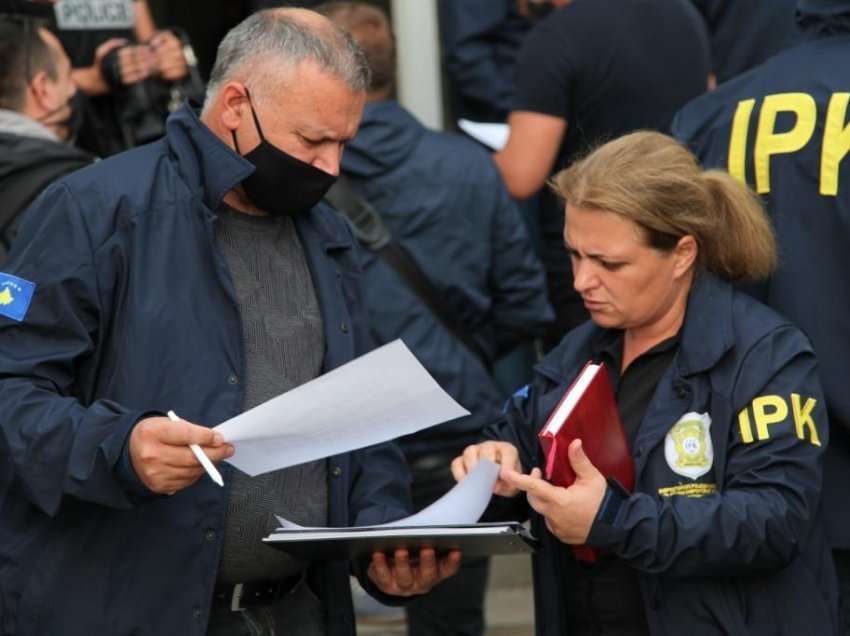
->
(450, 441, 523, 497)
(500, 439, 607, 544)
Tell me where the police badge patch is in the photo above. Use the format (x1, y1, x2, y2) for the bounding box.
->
(664, 412, 714, 480)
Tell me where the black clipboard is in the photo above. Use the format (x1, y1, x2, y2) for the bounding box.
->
(262, 522, 538, 561)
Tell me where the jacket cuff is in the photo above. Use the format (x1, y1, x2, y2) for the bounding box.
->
(113, 411, 164, 498)
(585, 477, 629, 549)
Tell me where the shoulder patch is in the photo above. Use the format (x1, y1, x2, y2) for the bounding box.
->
(0, 273, 35, 322)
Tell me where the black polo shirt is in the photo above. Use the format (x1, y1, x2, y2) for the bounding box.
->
(567, 330, 680, 636)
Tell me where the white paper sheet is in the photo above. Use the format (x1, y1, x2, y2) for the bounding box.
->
(274, 460, 499, 531)
(457, 119, 510, 151)
(215, 340, 470, 476)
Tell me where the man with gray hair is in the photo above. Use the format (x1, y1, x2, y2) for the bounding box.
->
(0, 8, 455, 636)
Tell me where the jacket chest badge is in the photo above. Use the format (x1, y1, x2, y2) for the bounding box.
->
(664, 412, 713, 480)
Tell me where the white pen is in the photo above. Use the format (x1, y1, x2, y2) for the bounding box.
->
(167, 410, 224, 487)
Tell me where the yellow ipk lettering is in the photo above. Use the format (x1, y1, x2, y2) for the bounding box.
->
(728, 99, 756, 184)
(737, 407, 755, 443)
(751, 395, 788, 441)
(791, 393, 821, 446)
(821, 93, 850, 196)
(754, 93, 817, 194)
(738, 394, 821, 446)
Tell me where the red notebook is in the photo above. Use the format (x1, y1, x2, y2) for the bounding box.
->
(538, 361, 634, 562)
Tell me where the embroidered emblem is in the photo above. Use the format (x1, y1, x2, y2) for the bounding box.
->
(664, 411, 714, 480)
(0, 273, 35, 322)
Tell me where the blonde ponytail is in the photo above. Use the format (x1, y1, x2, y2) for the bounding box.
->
(700, 170, 776, 281)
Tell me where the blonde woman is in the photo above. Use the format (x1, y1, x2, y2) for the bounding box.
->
(454, 131, 837, 635)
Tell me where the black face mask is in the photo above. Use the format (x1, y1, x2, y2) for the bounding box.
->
(231, 89, 337, 215)
(63, 90, 85, 144)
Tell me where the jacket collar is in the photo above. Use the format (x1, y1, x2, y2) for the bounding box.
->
(166, 103, 352, 255)
(294, 202, 355, 254)
(164, 102, 255, 213)
(675, 272, 735, 377)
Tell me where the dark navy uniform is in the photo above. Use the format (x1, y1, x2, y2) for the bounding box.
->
(690, 0, 799, 83)
(487, 273, 836, 635)
(671, 26, 850, 560)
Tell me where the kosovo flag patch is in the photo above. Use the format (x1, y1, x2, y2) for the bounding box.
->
(0, 273, 35, 322)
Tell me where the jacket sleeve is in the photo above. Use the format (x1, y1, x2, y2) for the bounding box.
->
(587, 326, 828, 577)
(0, 183, 151, 516)
(487, 183, 554, 354)
(440, 0, 518, 120)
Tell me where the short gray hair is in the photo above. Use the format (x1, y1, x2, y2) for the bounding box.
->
(204, 10, 370, 106)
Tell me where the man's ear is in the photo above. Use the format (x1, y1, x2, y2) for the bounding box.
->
(219, 82, 249, 132)
(28, 70, 52, 110)
(672, 235, 698, 278)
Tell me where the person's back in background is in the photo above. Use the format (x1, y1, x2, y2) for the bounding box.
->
(672, 1, 850, 630)
(0, 8, 92, 260)
(438, 0, 531, 124)
(691, 0, 799, 87)
(319, 3, 553, 634)
(494, 0, 711, 349)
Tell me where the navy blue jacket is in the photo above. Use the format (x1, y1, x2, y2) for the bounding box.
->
(690, 0, 798, 83)
(0, 104, 412, 635)
(672, 30, 850, 548)
(341, 100, 552, 460)
(489, 274, 837, 635)
(437, 0, 530, 122)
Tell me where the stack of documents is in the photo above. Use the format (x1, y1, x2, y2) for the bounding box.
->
(209, 340, 538, 558)
(264, 461, 538, 559)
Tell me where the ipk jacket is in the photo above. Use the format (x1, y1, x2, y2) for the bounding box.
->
(671, 28, 850, 550)
(0, 104, 411, 636)
(489, 273, 837, 635)
(341, 100, 553, 461)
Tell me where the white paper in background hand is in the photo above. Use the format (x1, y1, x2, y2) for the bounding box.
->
(274, 460, 500, 531)
(457, 119, 510, 151)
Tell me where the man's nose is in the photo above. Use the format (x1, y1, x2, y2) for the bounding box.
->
(312, 145, 343, 176)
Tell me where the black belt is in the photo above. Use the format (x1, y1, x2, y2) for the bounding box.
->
(212, 573, 305, 612)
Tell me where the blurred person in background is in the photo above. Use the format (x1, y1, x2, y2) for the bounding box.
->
(0, 3, 92, 259)
(438, 0, 531, 124)
(673, 0, 850, 630)
(494, 0, 711, 350)
(50, 0, 202, 156)
(319, 3, 553, 635)
(690, 0, 799, 88)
